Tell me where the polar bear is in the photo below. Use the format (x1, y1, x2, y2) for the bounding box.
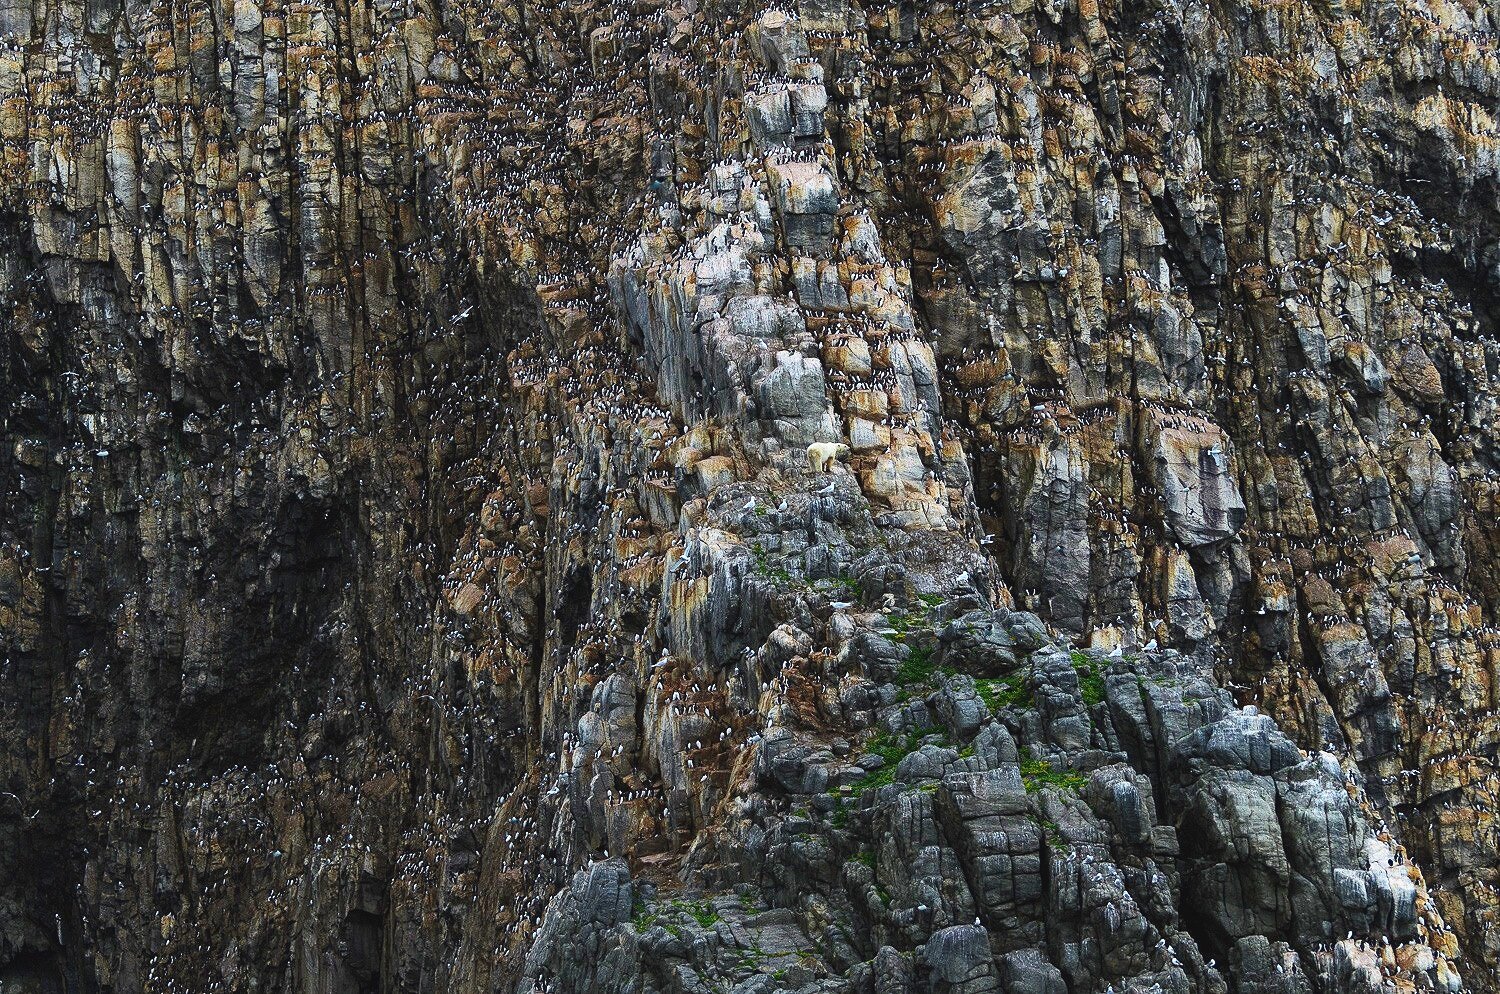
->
(806, 441, 850, 473)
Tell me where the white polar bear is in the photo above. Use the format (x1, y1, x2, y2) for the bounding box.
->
(806, 441, 850, 473)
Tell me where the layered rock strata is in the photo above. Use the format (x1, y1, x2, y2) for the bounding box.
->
(0, 0, 1497, 992)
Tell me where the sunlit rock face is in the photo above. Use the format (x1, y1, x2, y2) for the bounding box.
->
(0, 0, 1497, 991)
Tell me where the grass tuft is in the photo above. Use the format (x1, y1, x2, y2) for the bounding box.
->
(975, 671, 1032, 711)
(1019, 749, 1087, 793)
(1071, 651, 1105, 707)
(670, 899, 721, 929)
(896, 645, 936, 685)
(847, 727, 944, 793)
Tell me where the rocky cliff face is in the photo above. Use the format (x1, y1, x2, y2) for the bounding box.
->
(1, 0, 1498, 991)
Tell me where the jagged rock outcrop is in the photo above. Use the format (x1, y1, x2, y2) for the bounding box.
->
(0, 0, 1497, 992)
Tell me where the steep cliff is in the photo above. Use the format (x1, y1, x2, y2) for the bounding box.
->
(1, 0, 1498, 992)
